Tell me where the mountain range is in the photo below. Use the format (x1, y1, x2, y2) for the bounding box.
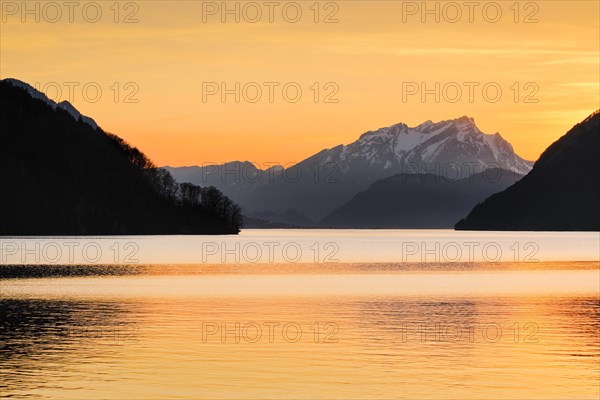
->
(4, 77, 596, 232)
(168, 116, 532, 224)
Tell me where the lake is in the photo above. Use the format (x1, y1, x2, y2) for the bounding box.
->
(1, 230, 599, 399)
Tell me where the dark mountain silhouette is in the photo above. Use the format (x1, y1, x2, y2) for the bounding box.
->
(320, 169, 523, 228)
(456, 111, 600, 231)
(0, 79, 242, 235)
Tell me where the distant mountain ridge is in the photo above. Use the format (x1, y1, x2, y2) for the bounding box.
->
(168, 116, 532, 221)
(165, 161, 281, 202)
(456, 110, 600, 231)
(320, 169, 522, 228)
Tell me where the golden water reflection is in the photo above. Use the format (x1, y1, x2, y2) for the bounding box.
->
(1, 264, 599, 399)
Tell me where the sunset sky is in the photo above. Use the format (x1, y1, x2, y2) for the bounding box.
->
(1, 0, 598, 166)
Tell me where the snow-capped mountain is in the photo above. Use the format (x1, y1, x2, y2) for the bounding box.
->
(320, 116, 532, 176)
(3, 78, 98, 129)
(169, 116, 532, 220)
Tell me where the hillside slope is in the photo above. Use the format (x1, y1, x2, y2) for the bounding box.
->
(320, 169, 522, 228)
(0, 79, 241, 235)
(456, 111, 600, 231)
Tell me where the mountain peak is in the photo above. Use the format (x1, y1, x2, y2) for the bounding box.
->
(2, 78, 98, 129)
(398, 115, 479, 134)
(415, 119, 435, 131)
(340, 115, 532, 175)
(415, 115, 478, 131)
(457, 115, 475, 124)
(3, 78, 50, 104)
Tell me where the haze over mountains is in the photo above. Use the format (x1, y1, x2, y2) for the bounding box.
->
(321, 169, 522, 228)
(457, 110, 600, 231)
(0, 78, 242, 235)
(168, 116, 532, 225)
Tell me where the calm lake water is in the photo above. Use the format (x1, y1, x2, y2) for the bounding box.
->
(1, 230, 599, 399)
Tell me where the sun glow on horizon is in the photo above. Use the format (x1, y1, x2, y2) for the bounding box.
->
(1, 0, 598, 166)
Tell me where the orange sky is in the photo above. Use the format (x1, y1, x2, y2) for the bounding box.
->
(1, 1, 598, 166)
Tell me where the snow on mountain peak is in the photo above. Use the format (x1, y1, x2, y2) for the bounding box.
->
(457, 115, 476, 124)
(333, 116, 532, 176)
(3, 78, 98, 129)
(415, 119, 435, 132)
(4, 78, 53, 105)
(57, 100, 99, 129)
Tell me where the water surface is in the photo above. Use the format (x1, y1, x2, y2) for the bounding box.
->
(1, 259, 599, 399)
